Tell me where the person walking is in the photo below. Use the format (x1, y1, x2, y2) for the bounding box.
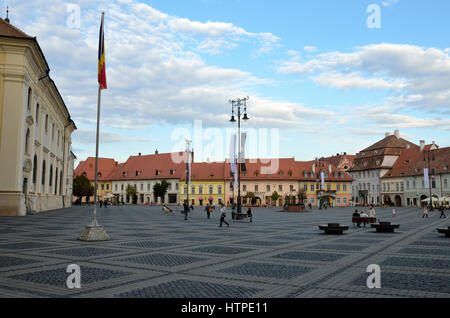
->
(104, 200, 108, 208)
(99, 199, 103, 208)
(205, 204, 211, 219)
(219, 203, 229, 227)
(422, 205, 429, 218)
(439, 205, 447, 218)
(369, 205, 376, 218)
(183, 200, 189, 221)
(247, 207, 253, 222)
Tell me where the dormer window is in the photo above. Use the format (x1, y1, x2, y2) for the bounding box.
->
(170, 169, 175, 175)
(136, 171, 139, 176)
(82, 172, 87, 177)
(97, 172, 102, 177)
(155, 170, 160, 176)
(123, 172, 127, 177)
(288, 170, 293, 177)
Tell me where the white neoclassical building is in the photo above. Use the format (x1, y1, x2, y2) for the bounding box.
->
(0, 18, 76, 216)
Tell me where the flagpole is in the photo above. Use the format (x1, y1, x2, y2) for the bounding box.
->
(78, 12, 109, 241)
(91, 83, 102, 227)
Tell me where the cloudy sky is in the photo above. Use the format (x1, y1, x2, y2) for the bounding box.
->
(6, 0, 450, 164)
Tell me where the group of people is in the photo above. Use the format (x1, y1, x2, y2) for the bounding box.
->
(98, 199, 108, 208)
(180, 200, 253, 227)
(423, 205, 447, 218)
(352, 206, 376, 228)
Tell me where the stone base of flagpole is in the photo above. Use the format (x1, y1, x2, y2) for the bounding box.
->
(78, 211, 110, 242)
(78, 225, 110, 242)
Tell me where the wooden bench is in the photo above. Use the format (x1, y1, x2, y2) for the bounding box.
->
(235, 213, 248, 220)
(352, 217, 377, 227)
(437, 226, 450, 238)
(319, 223, 349, 235)
(371, 222, 400, 233)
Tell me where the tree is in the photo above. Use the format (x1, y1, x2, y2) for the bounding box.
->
(73, 175, 94, 204)
(126, 185, 137, 204)
(297, 188, 306, 205)
(153, 180, 169, 204)
(271, 191, 280, 206)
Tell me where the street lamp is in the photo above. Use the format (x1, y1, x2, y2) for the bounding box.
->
(423, 148, 435, 211)
(230, 97, 249, 215)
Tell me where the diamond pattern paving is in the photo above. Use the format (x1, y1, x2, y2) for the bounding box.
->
(219, 262, 313, 279)
(116, 279, 262, 298)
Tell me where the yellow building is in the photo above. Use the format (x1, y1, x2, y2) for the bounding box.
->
(0, 18, 76, 216)
(180, 162, 225, 206)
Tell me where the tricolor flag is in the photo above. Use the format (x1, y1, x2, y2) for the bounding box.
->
(98, 13, 107, 90)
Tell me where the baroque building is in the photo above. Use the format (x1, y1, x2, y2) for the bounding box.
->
(0, 18, 76, 216)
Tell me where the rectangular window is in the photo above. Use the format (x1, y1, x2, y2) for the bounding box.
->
(191, 186, 195, 195)
(101, 184, 104, 190)
(310, 184, 315, 192)
(304, 184, 307, 192)
(444, 179, 448, 188)
(218, 186, 222, 194)
(343, 197, 347, 204)
(243, 185, 247, 192)
(337, 197, 341, 204)
(326, 184, 331, 191)
(343, 184, 347, 192)
(148, 184, 150, 191)
(27, 87, 32, 110)
(266, 185, 270, 192)
(336, 184, 341, 192)
(115, 184, 117, 191)
(279, 185, 282, 192)
(121, 184, 124, 191)
(290, 185, 294, 192)
(311, 197, 315, 204)
(255, 185, 258, 192)
(140, 184, 143, 191)
(106, 184, 109, 190)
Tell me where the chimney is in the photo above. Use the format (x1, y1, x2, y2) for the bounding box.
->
(138, 153, 141, 156)
(420, 140, 425, 152)
(394, 130, 400, 139)
(155, 149, 158, 155)
(385, 132, 390, 138)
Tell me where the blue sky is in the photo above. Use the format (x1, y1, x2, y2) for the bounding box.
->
(5, 0, 450, 164)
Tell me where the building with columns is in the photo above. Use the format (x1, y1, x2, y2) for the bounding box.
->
(0, 18, 76, 216)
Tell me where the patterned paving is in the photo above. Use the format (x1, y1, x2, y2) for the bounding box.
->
(0, 205, 449, 298)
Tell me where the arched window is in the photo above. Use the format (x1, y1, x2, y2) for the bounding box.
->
(42, 160, 46, 185)
(33, 155, 38, 184)
(27, 87, 32, 110)
(49, 165, 53, 187)
(55, 168, 58, 195)
(25, 129, 30, 154)
(60, 171, 63, 195)
(35, 104, 40, 123)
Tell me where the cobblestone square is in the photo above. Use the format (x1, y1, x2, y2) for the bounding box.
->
(0, 205, 449, 298)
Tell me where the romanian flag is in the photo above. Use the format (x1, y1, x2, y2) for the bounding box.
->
(98, 13, 107, 90)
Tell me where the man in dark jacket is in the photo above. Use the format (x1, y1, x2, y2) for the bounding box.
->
(183, 200, 189, 221)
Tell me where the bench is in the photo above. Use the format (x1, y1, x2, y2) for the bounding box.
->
(437, 226, 450, 238)
(319, 223, 349, 235)
(352, 217, 377, 227)
(235, 213, 248, 221)
(371, 222, 400, 233)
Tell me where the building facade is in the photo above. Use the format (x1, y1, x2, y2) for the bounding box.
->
(348, 130, 418, 206)
(0, 18, 76, 216)
(108, 151, 187, 205)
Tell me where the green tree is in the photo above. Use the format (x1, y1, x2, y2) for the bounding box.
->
(73, 175, 94, 204)
(126, 185, 137, 204)
(271, 191, 280, 206)
(297, 189, 306, 205)
(153, 180, 169, 204)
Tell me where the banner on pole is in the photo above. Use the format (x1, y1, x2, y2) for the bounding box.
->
(424, 168, 430, 189)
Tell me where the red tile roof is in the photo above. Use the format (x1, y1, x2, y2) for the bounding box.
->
(74, 158, 119, 181)
(0, 18, 33, 39)
(181, 162, 225, 181)
(350, 135, 418, 171)
(107, 152, 189, 181)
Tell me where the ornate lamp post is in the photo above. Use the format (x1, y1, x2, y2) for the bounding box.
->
(230, 97, 249, 215)
(423, 148, 435, 211)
